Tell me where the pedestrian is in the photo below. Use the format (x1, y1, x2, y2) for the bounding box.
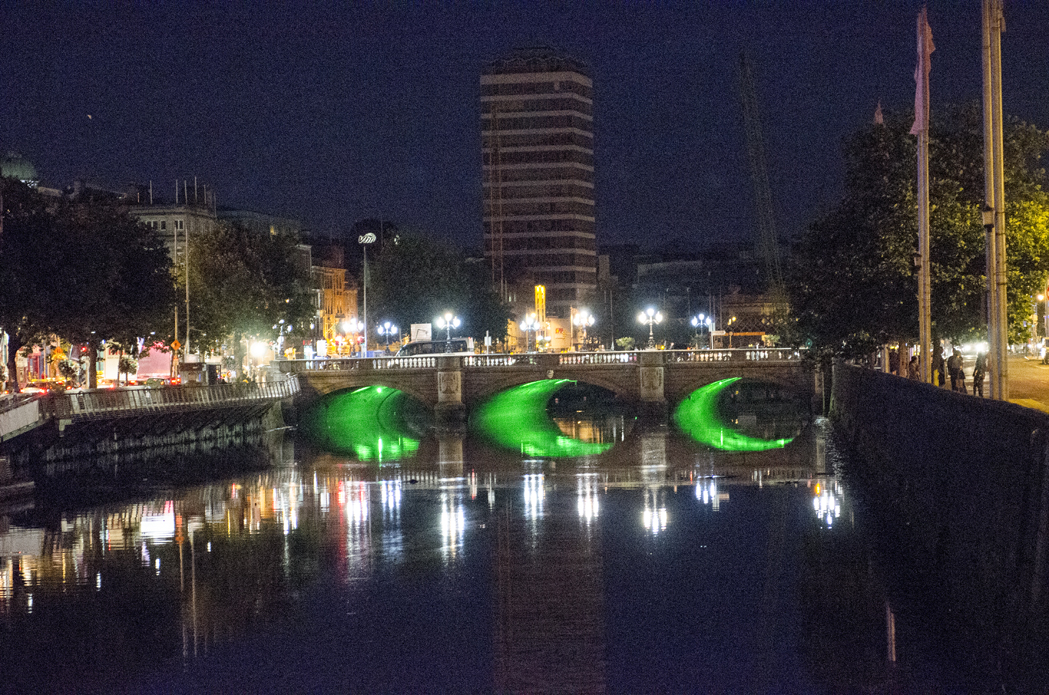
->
(947, 348, 965, 392)
(908, 355, 920, 380)
(932, 346, 946, 386)
(973, 352, 986, 397)
(889, 348, 900, 375)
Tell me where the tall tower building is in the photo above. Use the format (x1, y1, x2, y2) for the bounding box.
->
(482, 47, 597, 318)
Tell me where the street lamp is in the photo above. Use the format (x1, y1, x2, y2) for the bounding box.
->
(359, 232, 377, 355)
(690, 313, 714, 349)
(638, 307, 664, 349)
(435, 312, 461, 353)
(573, 309, 595, 351)
(519, 313, 540, 352)
(377, 321, 399, 352)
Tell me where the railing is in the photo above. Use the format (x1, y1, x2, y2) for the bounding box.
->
(665, 348, 803, 363)
(0, 396, 43, 442)
(44, 377, 300, 419)
(0, 393, 42, 416)
(558, 351, 639, 365)
(276, 349, 805, 373)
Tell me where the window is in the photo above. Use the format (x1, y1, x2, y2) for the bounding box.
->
(160, 220, 167, 231)
(175, 220, 184, 231)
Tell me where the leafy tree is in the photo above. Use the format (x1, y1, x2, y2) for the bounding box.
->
(51, 192, 176, 387)
(368, 234, 511, 343)
(184, 222, 314, 372)
(788, 104, 1049, 357)
(0, 178, 64, 391)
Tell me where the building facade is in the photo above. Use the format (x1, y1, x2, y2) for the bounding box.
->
(481, 47, 597, 318)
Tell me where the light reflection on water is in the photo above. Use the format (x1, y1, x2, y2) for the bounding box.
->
(0, 414, 1038, 692)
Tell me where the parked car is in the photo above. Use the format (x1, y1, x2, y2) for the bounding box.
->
(395, 339, 474, 357)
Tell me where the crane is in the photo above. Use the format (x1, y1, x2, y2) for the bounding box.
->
(739, 50, 783, 291)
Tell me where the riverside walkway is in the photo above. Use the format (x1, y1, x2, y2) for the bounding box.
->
(0, 378, 300, 444)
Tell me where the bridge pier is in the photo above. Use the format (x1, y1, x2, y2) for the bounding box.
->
(435, 357, 466, 426)
(638, 351, 668, 420)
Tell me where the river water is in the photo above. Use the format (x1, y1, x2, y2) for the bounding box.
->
(0, 384, 1044, 692)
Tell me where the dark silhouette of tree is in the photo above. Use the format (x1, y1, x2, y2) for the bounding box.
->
(789, 104, 1049, 356)
(0, 179, 65, 392)
(51, 191, 176, 388)
(184, 222, 313, 374)
(369, 234, 511, 342)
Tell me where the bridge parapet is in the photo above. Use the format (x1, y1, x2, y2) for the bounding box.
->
(281, 348, 813, 410)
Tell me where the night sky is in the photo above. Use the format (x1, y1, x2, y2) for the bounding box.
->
(4, 2, 1047, 251)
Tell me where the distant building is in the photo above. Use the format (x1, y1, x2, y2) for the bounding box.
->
(482, 47, 597, 318)
(310, 244, 359, 354)
(217, 208, 302, 237)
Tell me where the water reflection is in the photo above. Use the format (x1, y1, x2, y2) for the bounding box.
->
(3, 410, 1048, 692)
(642, 487, 668, 535)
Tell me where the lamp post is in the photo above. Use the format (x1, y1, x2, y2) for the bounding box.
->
(435, 312, 461, 353)
(573, 309, 595, 351)
(638, 307, 664, 349)
(690, 313, 714, 349)
(377, 321, 399, 352)
(358, 232, 377, 355)
(519, 313, 540, 352)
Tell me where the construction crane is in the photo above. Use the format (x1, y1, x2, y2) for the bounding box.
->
(739, 50, 783, 292)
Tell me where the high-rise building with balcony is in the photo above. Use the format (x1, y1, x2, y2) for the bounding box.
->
(482, 47, 597, 318)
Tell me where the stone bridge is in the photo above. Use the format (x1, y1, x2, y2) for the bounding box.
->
(276, 349, 818, 417)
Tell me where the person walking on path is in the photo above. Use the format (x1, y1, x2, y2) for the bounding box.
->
(973, 352, 986, 397)
(932, 346, 946, 387)
(908, 355, 920, 380)
(947, 348, 966, 393)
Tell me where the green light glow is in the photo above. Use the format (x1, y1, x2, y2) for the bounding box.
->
(302, 385, 420, 461)
(673, 377, 795, 452)
(472, 379, 614, 458)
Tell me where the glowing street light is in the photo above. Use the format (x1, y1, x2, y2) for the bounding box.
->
(435, 312, 461, 353)
(637, 307, 663, 349)
(376, 321, 399, 352)
(572, 309, 595, 351)
(519, 313, 540, 352)
(690, 313, 714, 349)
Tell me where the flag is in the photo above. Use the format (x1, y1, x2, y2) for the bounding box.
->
(874, 100, 884, 125)
(910, 7, 935, 135)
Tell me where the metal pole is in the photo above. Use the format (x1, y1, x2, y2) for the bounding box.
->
(983, 0, 1008, 399)
(362, 244, 368, 356)
(185, 220, 190, 360)
(991, 0, 1008, 399)
(918, 128, 932, 384)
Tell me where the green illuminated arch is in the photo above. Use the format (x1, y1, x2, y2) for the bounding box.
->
(472, 379, 614, 458)
(673, 377, 794, 452)
(301, 385, 422, 461)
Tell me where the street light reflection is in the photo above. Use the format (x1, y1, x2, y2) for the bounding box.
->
(813, 480, 843, 528)
(577, 475, 600, 522)
(642, 488, 668, 535)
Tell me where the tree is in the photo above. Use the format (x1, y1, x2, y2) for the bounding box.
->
(51, 192, 176, 388)
(788, 104, 1049, 357)
(368, 234, 511, 342)
(184, 222, 314, 373)
(0, 178, 65, 391)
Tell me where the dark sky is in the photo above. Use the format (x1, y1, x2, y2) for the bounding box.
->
(4, 2, 1047, 251)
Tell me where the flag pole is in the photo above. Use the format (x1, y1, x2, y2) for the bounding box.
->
(911, 7, 934, 384)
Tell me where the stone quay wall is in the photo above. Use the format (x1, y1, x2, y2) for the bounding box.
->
(831, 361, 1049, 625)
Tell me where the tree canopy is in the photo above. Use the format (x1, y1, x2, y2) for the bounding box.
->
(0, 180, 175, 389)
(788, 104, 1049, 357)
(184, 221, 314, 366)
(368, 234, 511, 342)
